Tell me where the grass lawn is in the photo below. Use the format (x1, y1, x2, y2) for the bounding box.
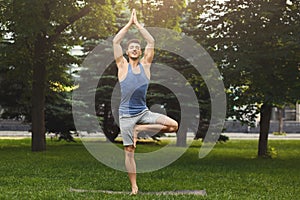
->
(0, 138, 299, 200)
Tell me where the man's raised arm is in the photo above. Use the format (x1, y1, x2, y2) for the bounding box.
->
(113, 11, 134, 66)
(133, 11, 155, 64)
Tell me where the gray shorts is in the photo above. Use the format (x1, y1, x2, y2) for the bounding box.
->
(119, 110, 163, 146)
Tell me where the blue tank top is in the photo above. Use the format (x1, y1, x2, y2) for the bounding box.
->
(119, 63, 149, 117)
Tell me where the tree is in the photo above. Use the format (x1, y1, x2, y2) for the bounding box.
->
(0, 0, 117, 151)
(184, 0, 300, 156)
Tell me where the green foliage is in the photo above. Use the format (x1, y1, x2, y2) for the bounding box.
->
(273, 131, 287, 136)
(45, 89, 76, 138)
(183, 0, 300, 156)
(128, 0, 186, 31)
(184, 0, 300, 124)
(266, 145, 278, 159)
(82, 2, 192, 142)
(0, 0, 119, 140)
(1, 0, 298, 150)
(95, 63, 120, 142)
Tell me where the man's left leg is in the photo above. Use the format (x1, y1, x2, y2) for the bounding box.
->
(124, 145, 138, 195)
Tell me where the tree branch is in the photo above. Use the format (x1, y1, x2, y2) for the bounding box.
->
(49, 6, 92, 43)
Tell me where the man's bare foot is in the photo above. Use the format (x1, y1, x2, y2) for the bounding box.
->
(133, 137, 138, 148)
(133, 125, 140, 148)
(130, 186, 138, 195)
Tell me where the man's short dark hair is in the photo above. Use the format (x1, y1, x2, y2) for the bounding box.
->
(127, 39, 141, 49)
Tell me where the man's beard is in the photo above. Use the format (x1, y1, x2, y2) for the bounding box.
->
(129, 56, 139, 61)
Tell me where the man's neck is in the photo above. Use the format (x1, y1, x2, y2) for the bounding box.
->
(129, 59, 139, 68)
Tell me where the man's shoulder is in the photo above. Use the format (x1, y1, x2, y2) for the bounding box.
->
(139, 59, 152, 68)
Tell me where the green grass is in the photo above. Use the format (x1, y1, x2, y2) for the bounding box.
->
(0, 139, 299, 200)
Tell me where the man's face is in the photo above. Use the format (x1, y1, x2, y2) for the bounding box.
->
(127, 42, 142, 60)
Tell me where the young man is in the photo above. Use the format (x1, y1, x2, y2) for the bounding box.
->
(112, 9, 178, 195)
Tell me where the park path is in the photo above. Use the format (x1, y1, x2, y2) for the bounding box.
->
(0, 131, 299, 140)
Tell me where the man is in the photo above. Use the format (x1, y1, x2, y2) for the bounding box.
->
(112, 9, 178, 195)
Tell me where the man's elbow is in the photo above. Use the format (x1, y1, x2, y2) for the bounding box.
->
(148, 38, 155, 47)
(112, 38, 120, 45)
(149, 38, 155, 45)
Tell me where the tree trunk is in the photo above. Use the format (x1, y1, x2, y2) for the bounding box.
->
(258, 103, 272, 157)
(278, 107, 284, 133)
(176, 124, 187, 147)
(31, 36, 47, 152)
(296, 102, 300, 122)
